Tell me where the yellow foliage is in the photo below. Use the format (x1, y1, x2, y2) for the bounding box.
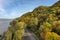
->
(13, 30, 24, 40)
(45, 32, 60, 40)
(4, 31, 12, 40)
(57, 20, 60, 25)
(16, 22, 26, 30)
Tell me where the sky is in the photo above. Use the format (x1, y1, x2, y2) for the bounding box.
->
(0, 0, 59, 19)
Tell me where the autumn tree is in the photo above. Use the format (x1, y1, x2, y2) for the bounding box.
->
(4, 31, 12, 40)
(13, 22, 26, 40)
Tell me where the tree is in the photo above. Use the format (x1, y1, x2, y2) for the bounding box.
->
(45, 32, 60, 40)
(39, 22, 52, 39)
(27, 17, 38, 32)
(13, 22, 26, 40)
(15, 22, 26, 30)
(4, 31, 12, 40)
(13, 30, 24, 40)
(43, 21, 52, 32)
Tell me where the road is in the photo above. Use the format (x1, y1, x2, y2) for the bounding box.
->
(22, 30, 36, 40)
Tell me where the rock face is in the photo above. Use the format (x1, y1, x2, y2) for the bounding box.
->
(4, 1, 60, 40)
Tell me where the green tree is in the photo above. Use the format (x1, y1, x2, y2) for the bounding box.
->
(27, 17, 38, 32)
(13, 30, 24, 40)
(4, 31, 12, 40)
(13, 22, 26, 40)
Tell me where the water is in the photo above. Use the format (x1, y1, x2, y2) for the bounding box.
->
(0, 19, 12, 35)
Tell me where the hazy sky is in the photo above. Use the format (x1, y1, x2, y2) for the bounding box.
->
(0, 0, 58, 19)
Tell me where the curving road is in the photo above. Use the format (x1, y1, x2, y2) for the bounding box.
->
(22, 30, 36, 40)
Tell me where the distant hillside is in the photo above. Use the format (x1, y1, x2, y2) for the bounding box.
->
(0, 19, 11, 21)
(4, 1, 60, 40)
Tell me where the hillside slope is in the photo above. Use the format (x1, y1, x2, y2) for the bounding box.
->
(4, 1, 60, 40)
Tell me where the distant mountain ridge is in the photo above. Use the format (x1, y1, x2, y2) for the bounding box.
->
(0, 19, 12, 20)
